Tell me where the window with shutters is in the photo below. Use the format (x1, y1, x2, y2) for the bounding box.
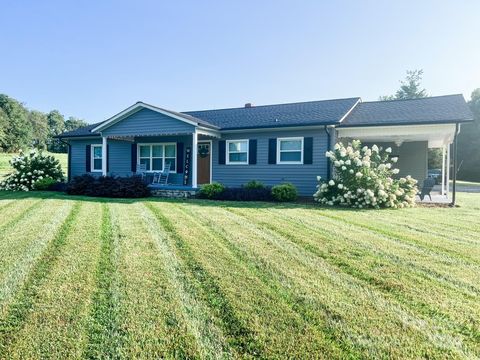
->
(137, 143, 177, 172)
(226, 139, 249, 165)
(91, 145, 103, 172)
(277, 137, 304, 164)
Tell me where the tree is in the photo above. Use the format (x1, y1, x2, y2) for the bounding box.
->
(379, 70, 428, 101)
(29, 110, 49, 150)
(0, 108, 7, 146)
(65, 116, 88, 132)
(457, 89, 480, 181)
(47, 110, 66, 152)
(0, 94, 32, 152)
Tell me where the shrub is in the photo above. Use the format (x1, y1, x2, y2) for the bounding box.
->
(271, 183, 298, 202)
(243, 180, 265, 190)
(313, 140, 418, 209)
(33, 177, 57, 190)
(0, 149, 64, 191)
(221, 186, 273, 201)
(198, 182, 225, 199)
(66, 175, 150, 198)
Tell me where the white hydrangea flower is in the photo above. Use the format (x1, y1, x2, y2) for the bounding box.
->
(341, 166, 346, 170)
(338, 184, 343, 189)
(385, 147, 392, 153)
(391, 168, 399, 174)
(391, 157, 398, 163)
(355, 172, 363, 178)
(329, 180, 335, 186)
(372, 144, 379, 153)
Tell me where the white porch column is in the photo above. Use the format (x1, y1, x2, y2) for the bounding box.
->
(192, 130, 198, 188)
(441, 145, 446, 196)
(102, 136, 107, 176)
(446, 143, 450, 198)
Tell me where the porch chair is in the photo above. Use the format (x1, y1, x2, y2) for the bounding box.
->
(135, 163, 147, 180)
(417, 178, 436, 201)
(152, 162, 171, 185)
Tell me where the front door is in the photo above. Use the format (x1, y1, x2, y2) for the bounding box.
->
(197, 142, 211, 185)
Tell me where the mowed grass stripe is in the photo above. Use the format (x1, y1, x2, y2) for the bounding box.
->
(170, 202, 356, 358)
(118, 202, 221, 358)
(0, 199, 74, 309)
(0, 198, 44, 230)
(0, 201, 81, 356)
(144, 202, 266, 358)
(149, 201, 349, 358)
(230, 205, 480, 356)
(84, 203, 122, 359)
(5, 201, 104, 359)
(192, 203, 471, 358)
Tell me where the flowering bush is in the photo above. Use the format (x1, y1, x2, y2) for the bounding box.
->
(313, 140, 418, 209)
(0, 150, 64, 191)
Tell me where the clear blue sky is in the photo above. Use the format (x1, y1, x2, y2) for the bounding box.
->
(1, 0, 478, 123)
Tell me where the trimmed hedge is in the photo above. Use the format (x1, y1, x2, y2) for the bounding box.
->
(67, 175, 150, 198)
(198, 181, 296, 202)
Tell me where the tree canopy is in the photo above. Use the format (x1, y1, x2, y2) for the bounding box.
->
(457, 89, 480, 181)
(379, 70, 428, 101)
(0, 94, 87, 153)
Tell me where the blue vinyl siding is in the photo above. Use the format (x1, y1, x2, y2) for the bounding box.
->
(212, 129, 328, 196)
(68, 135, 193, 186)
(101, 108, 195, 137)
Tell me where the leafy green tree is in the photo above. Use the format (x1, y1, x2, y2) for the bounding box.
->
(0, 108, 7, 146)
(457, 89, 480, 181)
(47, 109, 66, 152)
(379, 70, 428, 101)
(29, 110, 49, 150)
(0, 94, 32, 152)
(65, 116, 88, 131)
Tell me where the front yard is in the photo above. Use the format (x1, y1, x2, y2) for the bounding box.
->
(0, 191, 478, 358)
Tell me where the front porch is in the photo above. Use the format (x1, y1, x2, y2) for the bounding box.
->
(337, 123, 461, 205)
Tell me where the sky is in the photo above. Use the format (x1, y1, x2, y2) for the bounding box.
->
(0, 0, 479, 123)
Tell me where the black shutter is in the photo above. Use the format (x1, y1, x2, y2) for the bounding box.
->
(177, 142, 184, 173)
(248, 139, 257, 165)
(304, 137, 313, 164)
(86, 144, 91, 172)
(268, 138, 277, 164)
(131, 143, 137, 172)
(218, 140, 226, 165)
(106, 144, 110, 173)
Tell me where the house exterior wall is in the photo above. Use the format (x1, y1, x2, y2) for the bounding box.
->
(101, 108, 195, 137)
(68, 135, 193, 186)
(211, 128, 329, 196)
(364, 141, 428, 184)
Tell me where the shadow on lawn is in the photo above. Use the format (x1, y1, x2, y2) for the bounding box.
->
(0, 190, 388, 212)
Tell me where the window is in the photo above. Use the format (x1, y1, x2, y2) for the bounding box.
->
(226, 140, 248, 164)
(277, 137, 303, 164)
(91, 145, 103, 172)
(138, 143, 177, 172)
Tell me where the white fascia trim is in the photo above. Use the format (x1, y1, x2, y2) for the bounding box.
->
(197, 127, 221, 138)
(226, 139, 249, 165)
(276, 137, 304, 164)
(338, 98, 362, 123)
(92, 102, 200, 133)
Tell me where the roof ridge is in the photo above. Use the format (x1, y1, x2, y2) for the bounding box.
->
(361, 94, 464, 105)
(182, 97, 361, 114)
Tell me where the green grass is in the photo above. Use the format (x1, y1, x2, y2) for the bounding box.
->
(0, 192, 479, 358)
(0, 152, 68, 177)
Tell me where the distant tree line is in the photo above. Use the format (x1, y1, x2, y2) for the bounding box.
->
(0, 94, 87, 153)
(381, 70, 480, 181)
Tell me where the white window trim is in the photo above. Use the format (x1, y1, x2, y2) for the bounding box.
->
(277, 137, 304, 164)
(226, 139, 249, 165)
(137, 143, 177, 173)
(91, 144, 103, 172)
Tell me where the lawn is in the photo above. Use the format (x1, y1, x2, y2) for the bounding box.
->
(0, 192, 479, 359)
(0, 152, 68, 177)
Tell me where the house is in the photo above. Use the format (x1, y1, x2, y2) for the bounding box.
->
(58, 94, 473, 200)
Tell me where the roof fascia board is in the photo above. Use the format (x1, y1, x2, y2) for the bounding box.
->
(338, 98, 362, 123)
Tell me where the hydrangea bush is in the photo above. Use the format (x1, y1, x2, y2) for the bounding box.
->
(313, 140, 418, 209)
(0, 150, 64, 191)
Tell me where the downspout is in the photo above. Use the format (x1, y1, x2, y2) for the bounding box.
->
(450, 123, 460, 206)
(58, 138, 71, 182)
(324, 126, 331, 180)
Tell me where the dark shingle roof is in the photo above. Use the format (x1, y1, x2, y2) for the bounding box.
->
(58, 94, 473, 137)
(340, 94, 473, 127)
(184, 97, 361, 130)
